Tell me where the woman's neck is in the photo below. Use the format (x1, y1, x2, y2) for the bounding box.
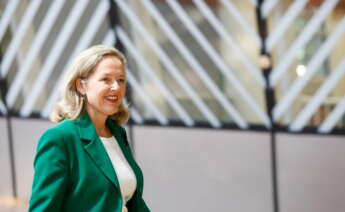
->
(87, 108, 112, 138)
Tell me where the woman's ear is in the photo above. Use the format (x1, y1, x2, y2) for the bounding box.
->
(76, 78, 86, 95)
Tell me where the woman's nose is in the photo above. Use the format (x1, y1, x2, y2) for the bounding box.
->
(111, 81, 119, 90)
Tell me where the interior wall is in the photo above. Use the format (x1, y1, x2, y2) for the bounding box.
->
(0, 119, 12, 196)
(133, 126, 273, 212)
(10, 119, 55, 199)
(277, 133, 345, 212)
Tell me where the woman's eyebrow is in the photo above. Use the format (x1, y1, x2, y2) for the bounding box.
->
(102, 73, 126, 77)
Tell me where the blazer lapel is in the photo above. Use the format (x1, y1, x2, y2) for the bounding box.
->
(76, 114, 120, 190)
(107, 119, 144, 196)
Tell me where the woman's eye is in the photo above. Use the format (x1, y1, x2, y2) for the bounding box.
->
(117, 79, 126, 83)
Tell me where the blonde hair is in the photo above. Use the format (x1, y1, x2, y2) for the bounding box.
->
(50, 45, 129, 125)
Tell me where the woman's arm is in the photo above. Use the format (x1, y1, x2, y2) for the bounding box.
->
(29, 130, 68, 212)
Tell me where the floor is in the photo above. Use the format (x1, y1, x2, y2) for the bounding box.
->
(0, 196, 28, 212)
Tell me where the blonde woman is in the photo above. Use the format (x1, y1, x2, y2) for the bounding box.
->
(29, 45, 150, 212)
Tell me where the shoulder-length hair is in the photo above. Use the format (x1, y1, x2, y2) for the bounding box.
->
(50, 45, 129, 125)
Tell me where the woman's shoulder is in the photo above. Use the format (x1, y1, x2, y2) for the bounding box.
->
(34, 120, 77, 163)
(107, 120, 127, 136)
(39, 119, 78, 145)
(114, 124, 126, 133)
(47, 119, 76, 134)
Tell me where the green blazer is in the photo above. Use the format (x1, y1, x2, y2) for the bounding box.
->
(29, 114, 150, 212)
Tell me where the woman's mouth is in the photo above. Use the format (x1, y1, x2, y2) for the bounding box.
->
(105, 95, 118, 103)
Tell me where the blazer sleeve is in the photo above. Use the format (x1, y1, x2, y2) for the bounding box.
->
(29, 129, 69, 212)
(127, 195, 151, 212)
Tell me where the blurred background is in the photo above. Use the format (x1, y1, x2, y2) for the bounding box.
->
(0, 0, 344, 211)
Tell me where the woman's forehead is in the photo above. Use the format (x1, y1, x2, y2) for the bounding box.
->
(93, 56, 125, 75)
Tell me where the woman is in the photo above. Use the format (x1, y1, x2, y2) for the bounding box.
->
(29, 45, 150, 212)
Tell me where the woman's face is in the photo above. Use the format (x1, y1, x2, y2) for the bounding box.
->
(78, 56, 126, 120)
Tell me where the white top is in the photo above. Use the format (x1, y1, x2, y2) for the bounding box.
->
(100, 136, 137, 212)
